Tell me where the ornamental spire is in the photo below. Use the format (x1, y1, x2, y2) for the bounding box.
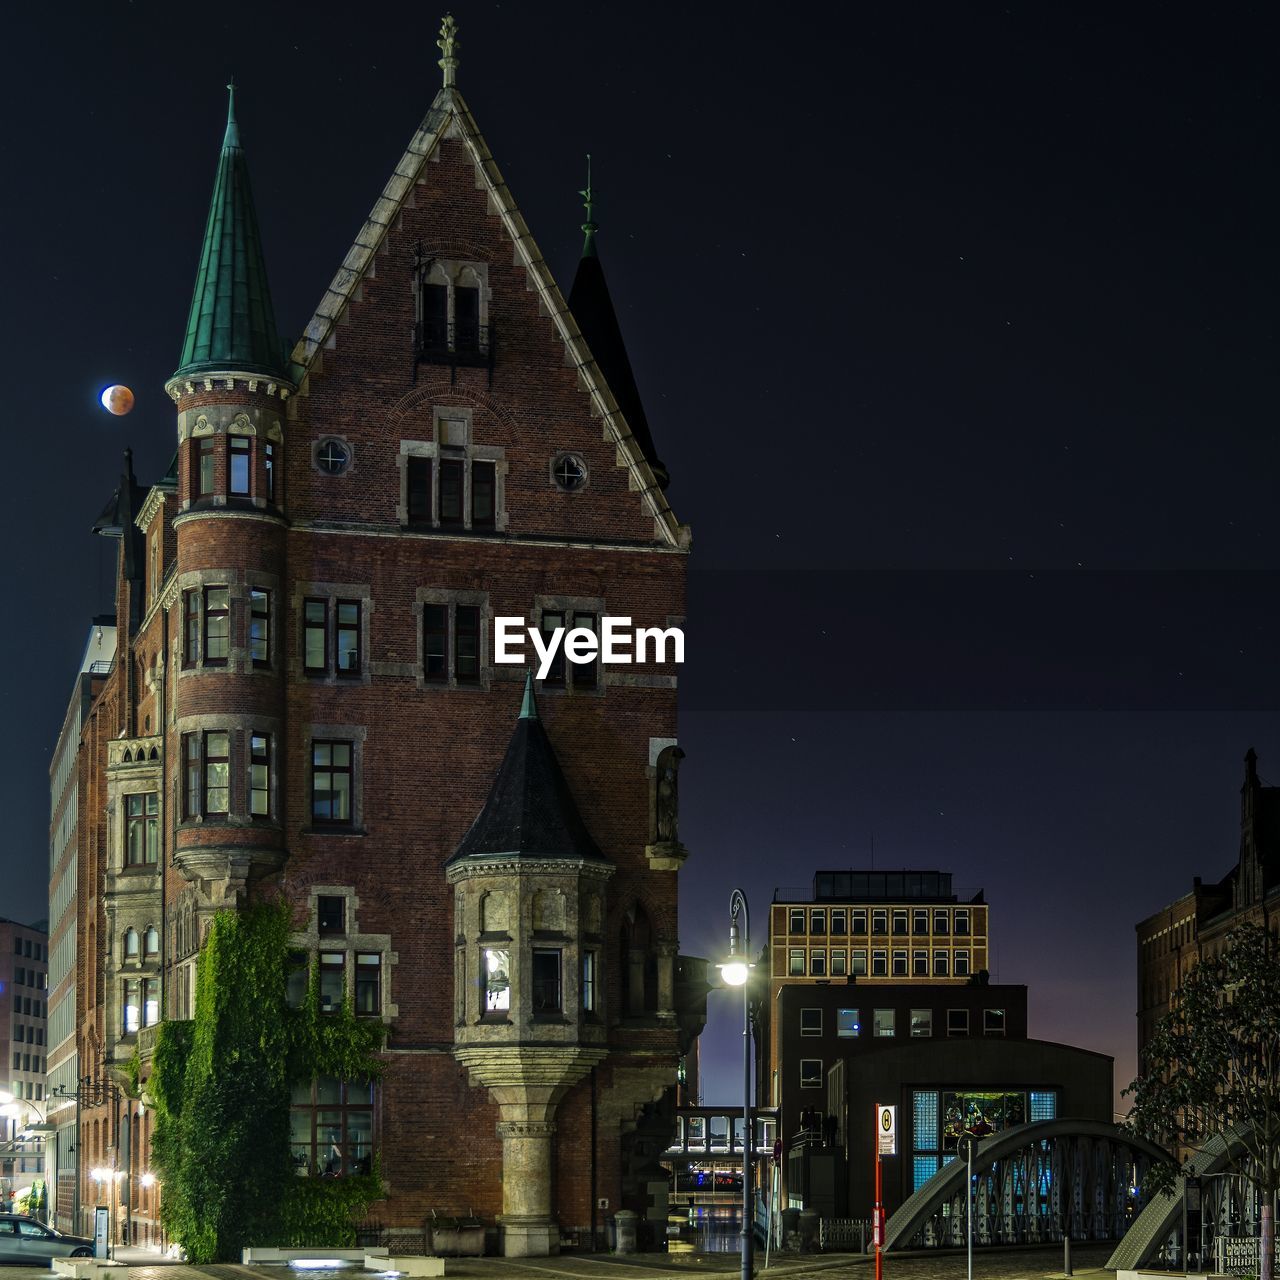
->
(224, 77, 240, 149)
(579, 154, 598, 260)
(437, 14, 460, 87)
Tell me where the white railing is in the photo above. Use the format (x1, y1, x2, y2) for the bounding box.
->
(1215, 1236, 1280, 1275)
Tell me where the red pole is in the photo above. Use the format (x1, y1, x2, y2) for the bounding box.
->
(875, 1148, 883, 1280)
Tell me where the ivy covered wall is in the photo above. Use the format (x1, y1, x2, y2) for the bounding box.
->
(148, 899, 385, 1262)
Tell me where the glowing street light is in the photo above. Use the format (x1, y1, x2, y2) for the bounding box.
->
(718, 889, 755, 1280)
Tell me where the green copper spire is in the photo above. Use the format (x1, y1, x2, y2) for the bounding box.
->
(519, 670, 538, 720)
(173, 83, 286, 380)
(579, 154, 598, 259)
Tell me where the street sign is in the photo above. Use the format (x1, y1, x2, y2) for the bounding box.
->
(876, 1104, 897, 1155)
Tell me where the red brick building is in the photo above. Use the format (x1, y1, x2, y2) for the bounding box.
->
(74, 24, 703, 1256)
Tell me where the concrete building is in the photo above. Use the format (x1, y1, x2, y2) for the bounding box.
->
(45, 621, 116, 1231)
(1, 917, 50, 1208)
(69, 20, 702, 1257)
(760, 871, 1112, 1220)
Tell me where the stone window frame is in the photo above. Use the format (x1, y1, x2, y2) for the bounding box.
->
(415, 587, 491, 692)
(175, 570, 281, 680)
(312, 435, 355, 477)
(293, 583, 373, 687)
(288, 885, 397, 1022)
(549, 450, 590, 493)
(396, 408, 508, 532)
(247, 728, 279, 825)
(532, 593, 607, 697)
(417, 259, 493, 352)
(301, 723, 368, 835)
(175, 715, 282, 826)
(179, 409, 283, 511)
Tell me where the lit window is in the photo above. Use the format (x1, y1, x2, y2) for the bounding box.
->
(143, 978, 159, 1027)
(228, 435, 251, 496)
(123, 980, 140, 1034)
(355, 953, 381, 1017)
(124, 929, 139, 959)
(290, 1077, 374, 1177)
(582, 951, 598, 1013)
(250, 733, 271, 817)
(311, 741, 353, 825)
(788, 949, 805, 976)
(850, 949, 867, 976)
(144, 927, 159, 956)
(836, 1009, 860, 1037)
(873, 1008, 895, 1037)
(125, 793, 159, 866)
(484, 947, 510, 1014)
(319, 952, 345, 1013)
(910, 1008, 933, 1037)
(203, 587, 229, 664)
(830, 950, 847, 977)
(799, 1059, 823, 1089)
(204, 731, 229, 814)
(249, 590, 270, 666)
(800, 1008, 822, 1037)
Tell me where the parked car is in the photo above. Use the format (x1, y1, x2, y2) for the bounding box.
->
(0, 1215, 94, 1264)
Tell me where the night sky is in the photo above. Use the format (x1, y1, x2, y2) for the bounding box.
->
(4, 2, 1277, 1114)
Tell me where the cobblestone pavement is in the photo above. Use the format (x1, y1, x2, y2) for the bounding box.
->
(0, 1242, 1116, 1280)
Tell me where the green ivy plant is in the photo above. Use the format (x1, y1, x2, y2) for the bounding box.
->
(149, 899, 387, 1262)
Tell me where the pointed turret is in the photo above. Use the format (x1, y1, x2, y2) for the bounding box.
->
(173, 84, 286, 380)
(448, 678, 608, 866)
(568, 163, 669, 489)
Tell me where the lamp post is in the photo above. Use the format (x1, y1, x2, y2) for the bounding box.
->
(958, 1118, 993, 1280)
(719, 889, 753, 1280)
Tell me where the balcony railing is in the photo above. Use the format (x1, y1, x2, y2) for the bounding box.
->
(414, 320, 495, 385)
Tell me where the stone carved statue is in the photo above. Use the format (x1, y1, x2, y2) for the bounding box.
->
(655, 746, 686, 844)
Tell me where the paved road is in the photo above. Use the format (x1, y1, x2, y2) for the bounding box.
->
(0, 1242, 1116, 1280)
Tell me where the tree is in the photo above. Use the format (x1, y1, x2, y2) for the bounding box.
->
(1125, 923, 1280, 1280)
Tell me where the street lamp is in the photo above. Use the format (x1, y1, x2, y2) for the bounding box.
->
(718, 889, 754, 1280)
(957, 1118, 993, 1280)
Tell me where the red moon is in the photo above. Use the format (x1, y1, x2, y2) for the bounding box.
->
(100, 385, 135, 415)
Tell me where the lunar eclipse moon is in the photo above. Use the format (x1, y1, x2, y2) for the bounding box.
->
(99, 384, 134, 415)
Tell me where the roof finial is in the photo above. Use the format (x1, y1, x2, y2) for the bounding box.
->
(579, 154, 598, 259)
(437, 14, 460, 88)
(223, 78, 240, 150)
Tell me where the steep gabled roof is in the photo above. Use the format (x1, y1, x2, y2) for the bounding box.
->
(174, 86, 287, 380)
(447, 675, 609, 867)
(290, 82, 686, 549)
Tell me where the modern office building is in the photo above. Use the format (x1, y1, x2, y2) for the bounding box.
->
(760, 871, 1112, 1219)
(1, 917, 51, 1207)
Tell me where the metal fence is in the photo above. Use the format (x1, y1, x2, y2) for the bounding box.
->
(820, 1217, 871, 1252)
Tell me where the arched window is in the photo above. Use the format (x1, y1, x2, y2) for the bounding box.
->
(144, 927, 159, 956)
(124, 928, 139, 959)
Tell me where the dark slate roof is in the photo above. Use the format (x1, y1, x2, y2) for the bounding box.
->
(447, 676, 609, 867)
(568, 237, 668, 490)
(174, 86, 287, 380)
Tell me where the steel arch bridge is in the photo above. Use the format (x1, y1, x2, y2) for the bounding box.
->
(884, 1119, 1174, 1252)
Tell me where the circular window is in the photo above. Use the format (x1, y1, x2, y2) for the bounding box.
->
(552, 453, 588, 492)
(316, 439, 351, 475)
